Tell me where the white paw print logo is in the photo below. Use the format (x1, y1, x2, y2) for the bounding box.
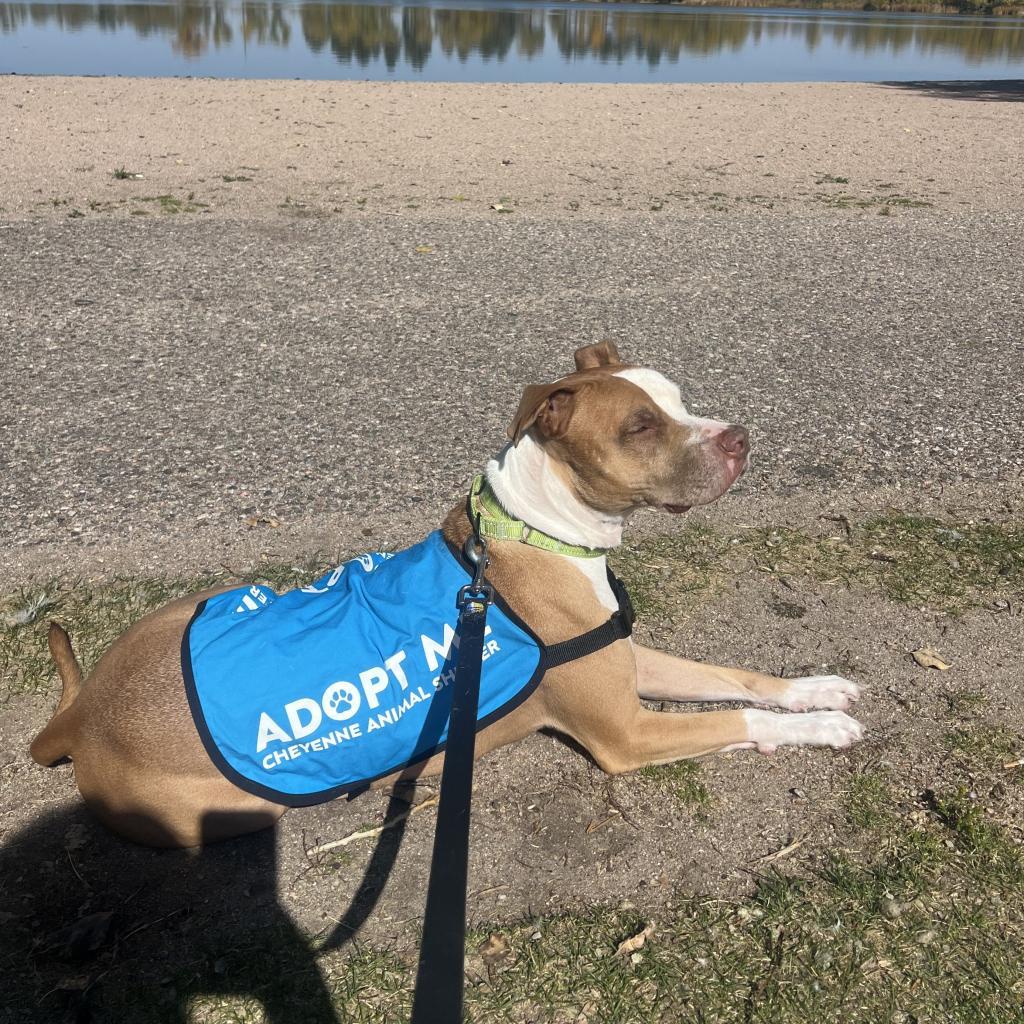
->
(328, 688, 353, 715)
(322, 681, 360, 722)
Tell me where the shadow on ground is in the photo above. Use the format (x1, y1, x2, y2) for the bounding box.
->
(0, 790, 418, 1023)
(883, 79, 1024, 101)
(0, 631, 476, 1021)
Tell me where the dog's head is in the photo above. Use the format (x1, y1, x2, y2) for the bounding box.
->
(508, 340, 749, 516)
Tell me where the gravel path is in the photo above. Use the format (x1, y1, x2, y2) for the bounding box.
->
(2, 78, 1022, 581)
(3, 210, 1022, 580)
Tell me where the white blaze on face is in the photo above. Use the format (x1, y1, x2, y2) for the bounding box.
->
(613, 367, 728, 440)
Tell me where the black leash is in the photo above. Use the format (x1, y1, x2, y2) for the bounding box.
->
(409, 533, 492, 1024)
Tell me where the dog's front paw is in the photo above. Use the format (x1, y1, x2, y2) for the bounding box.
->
(779, 675, 861, 712)
(746, 709, 864, 755)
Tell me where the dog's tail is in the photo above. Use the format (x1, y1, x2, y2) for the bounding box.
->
(29, 622, 83, 766)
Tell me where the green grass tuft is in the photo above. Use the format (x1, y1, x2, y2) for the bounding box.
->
(136, 193, 208, 214)
(739, 514, 1022, 612)
(946, 723, 1022, 766)
(610, 525, 727, 618)
(612, 514, 1022, 618)
(846, 771, 893, 830)
(638, 759, 711, 810)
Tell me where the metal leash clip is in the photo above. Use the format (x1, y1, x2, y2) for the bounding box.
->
(458, 534, 493, 610)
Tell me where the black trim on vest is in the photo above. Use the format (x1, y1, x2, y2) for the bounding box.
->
(182, 544, 549, 809)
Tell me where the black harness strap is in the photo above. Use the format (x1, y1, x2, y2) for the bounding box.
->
(449, 529, 635, 672)
(543, 568, 635, 669)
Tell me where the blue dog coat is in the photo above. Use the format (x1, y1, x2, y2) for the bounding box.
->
(183, 530, 633, 806)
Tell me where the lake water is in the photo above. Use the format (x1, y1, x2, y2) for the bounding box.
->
(2, 0, 1023, 82)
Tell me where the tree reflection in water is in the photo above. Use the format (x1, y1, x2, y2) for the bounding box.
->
(1, 1, 1022, 69)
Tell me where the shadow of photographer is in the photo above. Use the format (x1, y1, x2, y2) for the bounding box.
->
(1, 643, 460, 1022)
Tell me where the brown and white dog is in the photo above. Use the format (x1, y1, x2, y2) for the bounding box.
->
(30, 341, 862, 848)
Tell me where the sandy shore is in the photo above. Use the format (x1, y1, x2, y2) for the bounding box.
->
(2, 77, 1023, 222)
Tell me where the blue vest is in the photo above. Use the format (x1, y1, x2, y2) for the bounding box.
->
(183, 531, 552, 806)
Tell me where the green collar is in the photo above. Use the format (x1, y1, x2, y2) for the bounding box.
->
(468, 475, 608, 559)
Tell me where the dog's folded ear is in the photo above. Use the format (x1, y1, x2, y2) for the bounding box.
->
(508, 382, 582, 445)
(574, 340, 622, 371)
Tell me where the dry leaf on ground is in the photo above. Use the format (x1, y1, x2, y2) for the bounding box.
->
(243, 515, 281, 529)
(912, 647, 951, 670)
(478, 933, 510, 966)
(615, 923, 654, 957)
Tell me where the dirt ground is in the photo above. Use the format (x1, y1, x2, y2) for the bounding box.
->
(2, 523, 1022, 1019)
(4, 560, 1019, 932)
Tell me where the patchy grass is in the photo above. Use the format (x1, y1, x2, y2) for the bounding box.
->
(746, 514, 1023, 611)
(637, 759, 711, 811)
(457, 775, 1023, 1024)
(135, 193, 208, 214)
(940, 687, 987, 718)
(884, 196, 934, 208)
(3, 508, 1023, 1021)
(87, 932, 412, 1024)
(815, 191, 933, 210)
(611, 524, 728, 618)
(48, 779, 1022, 1023)
(613, 513, 1022, 617)
(6, 512, 1017, 701)
(845, 770, 892, 830)
(947, 722, 1022, 766)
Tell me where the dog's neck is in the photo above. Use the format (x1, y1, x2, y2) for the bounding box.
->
(485, 435, 625, 551)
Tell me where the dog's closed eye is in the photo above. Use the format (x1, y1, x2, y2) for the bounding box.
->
(621, 410, 660, 438)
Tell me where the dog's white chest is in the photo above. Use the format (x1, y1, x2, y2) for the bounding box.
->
(563, 555, 619, 613)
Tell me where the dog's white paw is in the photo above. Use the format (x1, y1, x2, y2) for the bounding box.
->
(778, 675, 861, 712)
(745, 709, 864, 755)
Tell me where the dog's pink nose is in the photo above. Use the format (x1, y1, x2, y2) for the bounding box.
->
(716, 425, 749, 458)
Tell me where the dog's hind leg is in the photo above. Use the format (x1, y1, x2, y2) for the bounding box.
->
(72, 759, 286, 848)
(633, 645, 860, 712)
